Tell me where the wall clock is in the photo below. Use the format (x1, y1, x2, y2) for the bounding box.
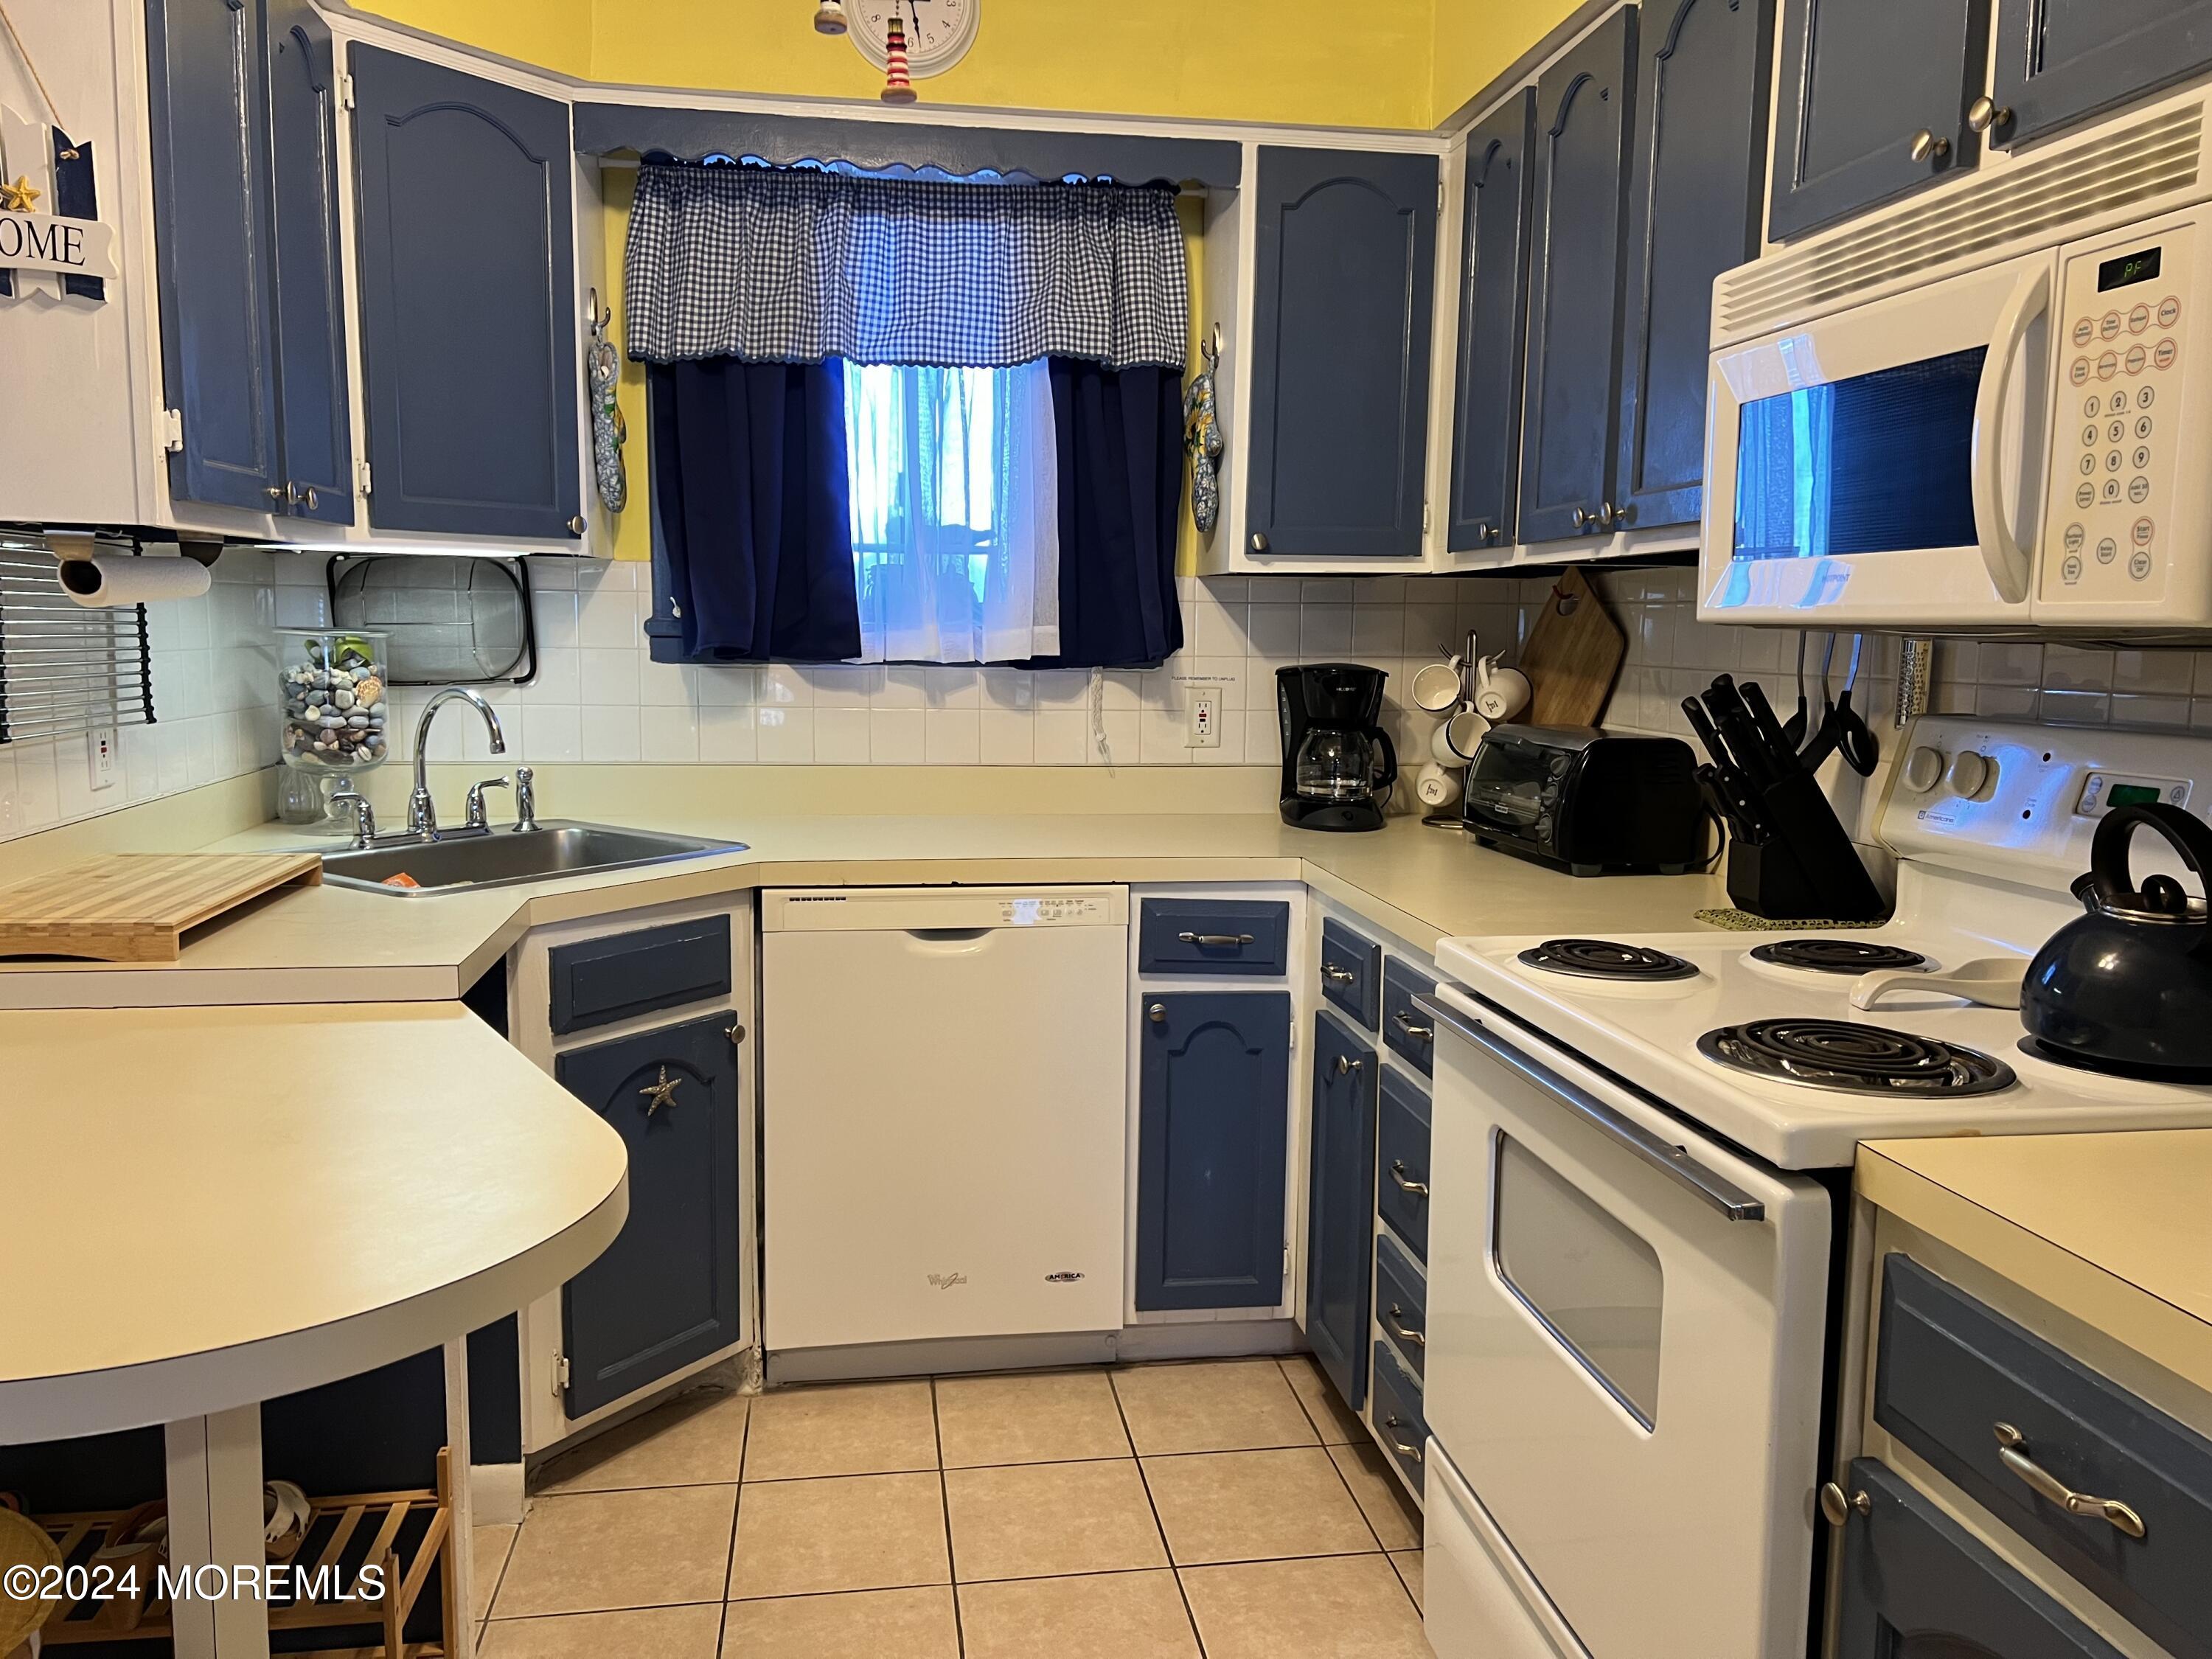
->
(846, 0, 979, 77)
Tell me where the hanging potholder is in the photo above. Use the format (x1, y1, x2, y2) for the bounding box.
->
(1182, 364, 1222, 535)
(589, 334, 627, 513)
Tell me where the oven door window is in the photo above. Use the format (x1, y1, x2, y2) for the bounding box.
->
(1461, 745, 1551, 838)
(1492, 1131, 1664, 1428)
(1733, 347, 1986, 562)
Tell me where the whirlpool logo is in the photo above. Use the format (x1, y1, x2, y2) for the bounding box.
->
(926, 1272, 968, 1290)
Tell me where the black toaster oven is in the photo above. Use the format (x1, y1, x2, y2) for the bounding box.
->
(1460, 725, 1704, 876)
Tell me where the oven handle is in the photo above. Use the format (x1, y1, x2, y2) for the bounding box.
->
(1969, 262, 2048, 606)
(1412, 992, 1767, 1223)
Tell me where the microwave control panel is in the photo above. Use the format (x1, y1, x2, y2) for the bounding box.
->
(2046, 223, 2193, 607)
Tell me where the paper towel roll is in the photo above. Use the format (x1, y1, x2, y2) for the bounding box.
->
(56, 554, 213, 607)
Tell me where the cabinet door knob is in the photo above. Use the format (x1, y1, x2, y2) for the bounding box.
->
(1818, 1482, 1871, 1526)
(1966, 95, 2011, 135)
(1148, 1003, 1167, 1023)
(1571, 507, 1589, 530)
(566, 514, 587, 536)
(265, 485, 286, 504)
(1909, 129, 1951, 163)
(1334, 1054, 1363, 1077)
(1248, 532, 1270, 554)
(1471, 521, 1491, 543)
(726, 1021, 746, 1045)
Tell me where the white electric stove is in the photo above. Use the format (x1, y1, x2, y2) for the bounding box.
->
(1417, 717, 2212, 1659)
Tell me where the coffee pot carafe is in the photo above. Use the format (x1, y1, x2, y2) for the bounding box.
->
(1278, 664, 1398, 832)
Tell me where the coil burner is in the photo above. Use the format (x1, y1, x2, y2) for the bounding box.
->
(1697, 1018, 2015, 1096)
(1516, 939, 1699, 982)
(1748, 939, 1930, 975)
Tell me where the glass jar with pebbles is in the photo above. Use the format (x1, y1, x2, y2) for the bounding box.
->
(276, 630, 391, 831)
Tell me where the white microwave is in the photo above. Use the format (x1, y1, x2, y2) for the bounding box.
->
(1699, 94, 2212, 633)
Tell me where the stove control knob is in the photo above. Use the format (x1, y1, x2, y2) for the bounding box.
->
(1945, 749, 1998, 801)
(1902, 746, 1945, 793)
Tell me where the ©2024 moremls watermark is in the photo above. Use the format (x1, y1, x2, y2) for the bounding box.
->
(6, 1559, 388, 1607)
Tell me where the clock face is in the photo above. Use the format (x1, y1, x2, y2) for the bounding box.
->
(849, 0, 979, 77)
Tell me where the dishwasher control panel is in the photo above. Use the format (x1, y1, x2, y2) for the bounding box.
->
(762, 886, 1129, 931)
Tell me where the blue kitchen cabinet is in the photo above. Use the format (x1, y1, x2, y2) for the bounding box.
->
(1306, 1012, 1379, 1411)
(263, 0, 354, 524)
(349, 47, 582, 540)
(554, 1011, 741, 1418)
(145, 0, 280, 515)
(1135, 992, 1293, 1312)
(1767, 0, 1986, 240)
(1447, 90, 1537, 552)
(145, 0, 353, 523)
(1834, 1458, 2128, 1658)
(1990, 0, 2212, 150)
(1245, 147, 1438, 560)
(1613, 0, 1773, 533)
(1517, 7, 1638, 544)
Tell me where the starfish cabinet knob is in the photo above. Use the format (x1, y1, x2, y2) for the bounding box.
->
(639, 1065, 682, 1117)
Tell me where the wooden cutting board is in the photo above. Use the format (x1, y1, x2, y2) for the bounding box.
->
(1520, 566, 1626, 728)
(0, 852, 323, 962)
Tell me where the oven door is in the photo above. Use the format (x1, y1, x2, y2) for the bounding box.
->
(1415, 987, 1832, 1659)
(1700, 249, 2055, 629)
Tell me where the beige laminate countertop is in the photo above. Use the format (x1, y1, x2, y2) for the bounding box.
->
(0, 1001, 628, 1440)
(0, 811, 1733, 1008)
(1859, 1133, 2212, 1391)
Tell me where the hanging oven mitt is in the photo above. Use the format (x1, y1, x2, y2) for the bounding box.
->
(1182, 333, 1223, 535)
(588, 308, 627, 513)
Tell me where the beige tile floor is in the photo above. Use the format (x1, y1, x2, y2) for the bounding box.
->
(477, 1354, 1427, 1658)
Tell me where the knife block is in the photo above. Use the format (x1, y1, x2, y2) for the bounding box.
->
(1727, 771, 1888, 922)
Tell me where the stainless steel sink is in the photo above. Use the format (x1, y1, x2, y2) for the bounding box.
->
(319, 821, 745, 895)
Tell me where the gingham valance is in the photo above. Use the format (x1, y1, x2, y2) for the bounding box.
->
(623, 164, 1189, 372)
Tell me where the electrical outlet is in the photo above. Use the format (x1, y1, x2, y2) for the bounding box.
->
(1187, 688, 1220, 749)
(88, 726, 119, 792)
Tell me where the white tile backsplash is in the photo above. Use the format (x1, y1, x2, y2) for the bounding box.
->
(20, 550, 2212, 849)
(0, 549, 284, 846)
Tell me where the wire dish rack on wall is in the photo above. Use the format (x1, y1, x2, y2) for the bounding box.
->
(327, 554, 537, 687)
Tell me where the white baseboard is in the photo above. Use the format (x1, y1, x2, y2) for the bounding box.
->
(765, 1319, 1301, 1385)
(467, 1460, 525, 1526)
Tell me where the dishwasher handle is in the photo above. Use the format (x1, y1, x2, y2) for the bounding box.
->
(1411, 992, 1767, 1223)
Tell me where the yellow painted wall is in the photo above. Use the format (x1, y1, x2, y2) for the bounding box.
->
(363, 0, 1438, 128)
(362, 0, 594, 75)
(1432, 0, 1587, 124)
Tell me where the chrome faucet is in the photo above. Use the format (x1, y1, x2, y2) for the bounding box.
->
(408, 687, 506, 841)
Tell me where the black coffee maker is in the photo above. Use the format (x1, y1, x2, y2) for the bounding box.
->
(1278, 664, 1398, 832)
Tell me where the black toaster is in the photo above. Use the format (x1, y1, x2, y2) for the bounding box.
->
(1460, 725, 1705, 876)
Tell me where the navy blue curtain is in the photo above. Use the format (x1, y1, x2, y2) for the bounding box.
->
(1019, 358, 1185, 669)
(648, 358, 862, 661)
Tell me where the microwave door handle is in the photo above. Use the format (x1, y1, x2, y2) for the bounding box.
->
(1411, 992, 1767, 1223)
(1969, 263, 2050, 605)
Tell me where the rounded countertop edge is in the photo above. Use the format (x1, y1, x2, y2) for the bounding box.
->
(0, 1167, 627, 1444)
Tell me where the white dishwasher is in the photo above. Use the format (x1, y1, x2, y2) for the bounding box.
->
(760, 886, 1128, 1354)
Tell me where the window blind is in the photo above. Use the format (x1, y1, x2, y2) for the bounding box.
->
(0, 551, 155, 746)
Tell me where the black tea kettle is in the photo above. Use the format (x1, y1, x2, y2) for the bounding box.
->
(2021, 802, 2212, 1079)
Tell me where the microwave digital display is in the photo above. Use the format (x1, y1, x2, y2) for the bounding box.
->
(1731, 348, 1984, 563)
(2098, 246, 2163, 291)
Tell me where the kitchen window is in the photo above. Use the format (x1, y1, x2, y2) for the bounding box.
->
(843, 358, 1059, 664)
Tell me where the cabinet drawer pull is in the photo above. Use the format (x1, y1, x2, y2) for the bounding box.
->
(1384, 1305, 1426, 1347)
(1334, 1054, 1364, 1077)
(1178, 931, 1255, 948)
(1993, 1423, 2147, 1539)
(1321, 962, 1358, 984)
(1391, 1009, 1433, 1039)
(1381, 1417, 1423, 1461)
(1388, 1160, 1429, 1198)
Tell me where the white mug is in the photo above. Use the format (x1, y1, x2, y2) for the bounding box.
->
(1430, 709, 1489, 765)
(1473, 655, 1531, 723)
(1415, 762, 1464, 809)
(1409, 661, 1465, 713)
